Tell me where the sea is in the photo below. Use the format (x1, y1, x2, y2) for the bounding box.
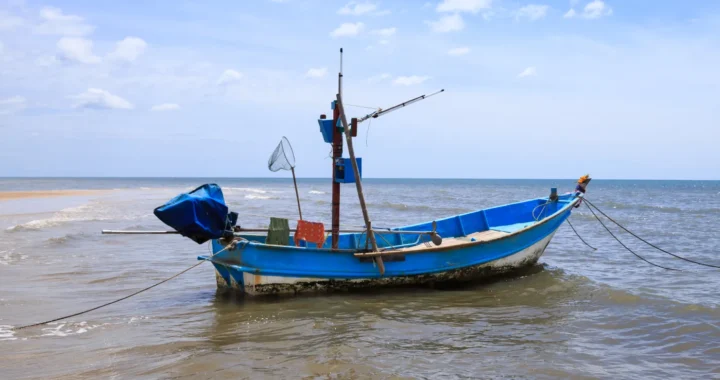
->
(1, 178, 719, 379)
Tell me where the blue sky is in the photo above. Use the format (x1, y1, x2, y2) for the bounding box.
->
(0, 0, 718, 179)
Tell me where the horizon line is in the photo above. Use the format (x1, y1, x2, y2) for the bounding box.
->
(1, 176, 719, 181)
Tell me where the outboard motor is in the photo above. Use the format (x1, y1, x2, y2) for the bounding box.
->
(154, 184, 237, 244)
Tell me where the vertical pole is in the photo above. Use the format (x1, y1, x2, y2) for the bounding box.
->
(331, 48, 344, 249)
(336, 94, 384, 274)
(291, 167, 302, 220)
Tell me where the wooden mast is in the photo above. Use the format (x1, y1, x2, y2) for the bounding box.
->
(331, 49, 344, 249)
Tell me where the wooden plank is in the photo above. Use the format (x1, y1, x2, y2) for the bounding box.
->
(354, 229, 510, 257)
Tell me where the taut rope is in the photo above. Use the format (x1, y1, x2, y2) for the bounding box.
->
(584, 198, 720, 269)
(12, 241, 238, 330)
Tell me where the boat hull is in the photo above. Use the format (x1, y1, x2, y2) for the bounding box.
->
(214, 230, 556, 295)
(204, 194, 577, 296)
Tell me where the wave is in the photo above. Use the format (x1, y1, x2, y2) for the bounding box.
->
(0, 325, 16, 341)
(308, 190, 326, 195)
(46, 232, 92, 245)
(225, 187, 279, 194)
(40, 321, 106, 337)
(598, 286, 720, 316)
(0, 249, 27, 265)
(244, 194, 279, 200)
(589, 200, 720, 216)
(373, 201, 432, 211)
(5, 202, 143, 232)
(602, 201, 683, 213)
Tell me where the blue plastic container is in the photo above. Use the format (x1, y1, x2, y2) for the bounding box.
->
(334, 157, 362, 183)
(318, 119, 334, 143)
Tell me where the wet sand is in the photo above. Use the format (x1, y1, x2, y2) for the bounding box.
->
(0, 190, 109, 201)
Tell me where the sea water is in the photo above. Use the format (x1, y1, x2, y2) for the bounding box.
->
(1, 178, 719, 379)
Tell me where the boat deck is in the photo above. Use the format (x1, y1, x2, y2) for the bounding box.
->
(391, 229, 510, 253)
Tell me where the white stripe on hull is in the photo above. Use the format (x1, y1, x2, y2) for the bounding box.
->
(216, 232, 556, 296)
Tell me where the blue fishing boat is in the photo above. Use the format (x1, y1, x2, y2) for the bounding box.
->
(200, 192, 581, 295)
(108, 49, 591, 296)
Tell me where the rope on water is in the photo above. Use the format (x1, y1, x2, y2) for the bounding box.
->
(565, 218, 597, 251)
(12, 242, 238, 330)
(584, 198, 720, 270)
(584, 202, 680, 271)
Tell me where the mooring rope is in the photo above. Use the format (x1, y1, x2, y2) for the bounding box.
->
(532, 201, 551, 221)
(584, 198, 720, 270)
(584, 202, 680, 271)
(12, 241, 238, 330)
(565, 218, 597, 251)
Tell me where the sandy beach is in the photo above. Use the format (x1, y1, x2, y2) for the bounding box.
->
(0, 189, 109, 201)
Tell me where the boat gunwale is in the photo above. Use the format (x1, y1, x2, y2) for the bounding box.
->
(213, 194, 579, 257)
(355, 196, 578, 257)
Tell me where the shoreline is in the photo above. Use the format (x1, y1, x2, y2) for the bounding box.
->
(0, 190, 109, 201)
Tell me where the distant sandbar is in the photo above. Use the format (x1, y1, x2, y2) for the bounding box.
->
(0, 189, 109, 201)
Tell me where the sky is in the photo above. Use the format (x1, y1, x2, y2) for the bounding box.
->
(0, 0, 718, 180)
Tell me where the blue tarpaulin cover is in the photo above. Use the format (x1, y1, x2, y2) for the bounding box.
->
(153, 183, 229, 244)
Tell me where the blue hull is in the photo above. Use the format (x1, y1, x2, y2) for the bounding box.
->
(200, 193, 579, 295)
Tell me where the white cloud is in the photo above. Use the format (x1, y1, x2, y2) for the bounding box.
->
(71, 88, 133, 110)
(35, 55, 60, 67)
(0, 96, 26, 115)
(371, 27, 396, 37)
(0, 96, 26, 105)
(516, 4, 549, 21)
(448, 47, 470, 56)
(393, 76, 430, 86)
(56, 37, 101, 64)
(566, 1, 612, 19)
(338, 2, 376, 15)
(108, 37, 148, 62)
(368, 73, 391, 82)
(330, 22, 364, 38)
(379, 39, 390, 45)
(306, 67, 328, 78)
(0, 11, 24, 30)
(427, 14, 464, 33)
(217, 69, 243, 85)
(436, 0, 492, 13)
(150, 103, 180, 111)
(583, 0, 612, 19)
(36, 7, 94, 36)
(337, 2, 390, 16)
(517, 66, 537, 78)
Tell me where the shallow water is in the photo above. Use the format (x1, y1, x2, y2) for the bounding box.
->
(1, 178, 719, 379)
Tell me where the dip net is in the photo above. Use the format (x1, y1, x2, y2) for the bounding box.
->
(268, 136, 296, 172)
(268, 136, 303, 219)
